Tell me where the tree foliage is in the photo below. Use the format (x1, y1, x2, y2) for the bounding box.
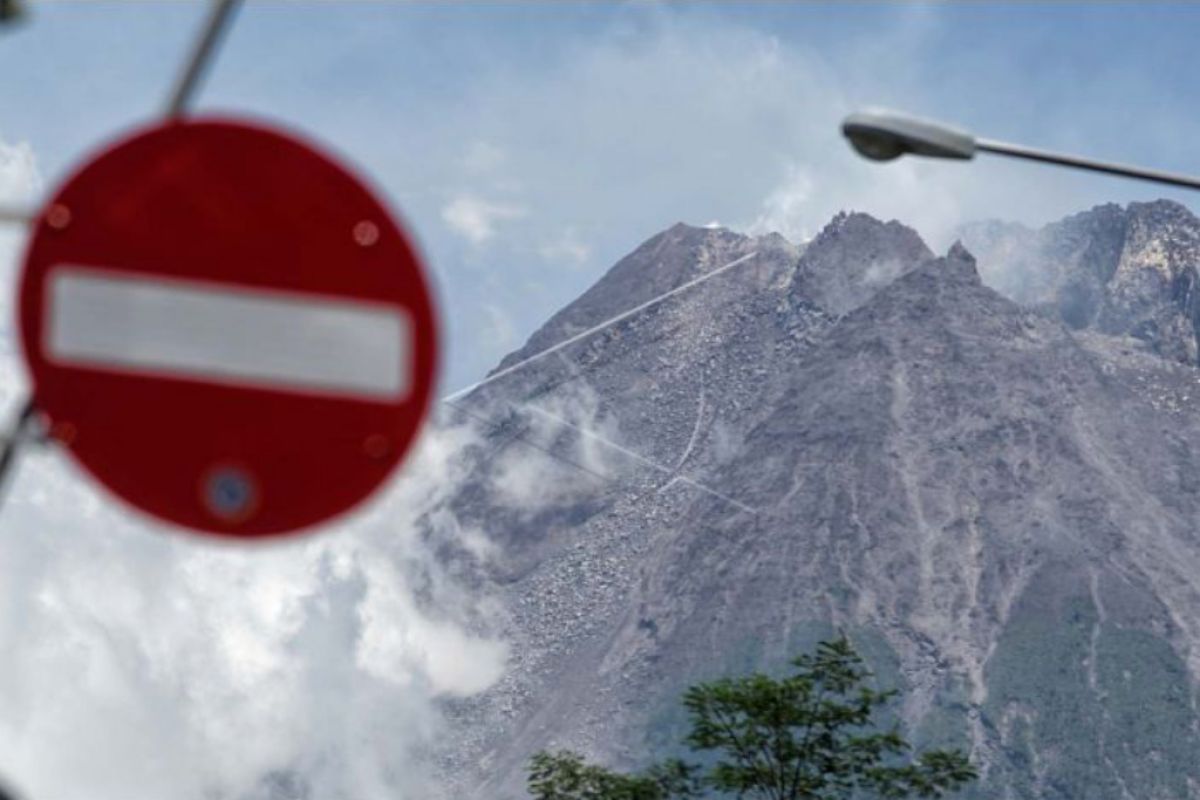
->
(527, 636, 977, 800)
(527, 751, 700, 800)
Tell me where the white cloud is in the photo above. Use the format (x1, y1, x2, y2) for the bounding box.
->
(0, 420, 509, 800)
(489, 378, 621, 511)
(747, 163, 817, 242)
(440, 193, 526, 246)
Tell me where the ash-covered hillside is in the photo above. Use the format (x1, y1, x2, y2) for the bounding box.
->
(437, 201, 1200, 800)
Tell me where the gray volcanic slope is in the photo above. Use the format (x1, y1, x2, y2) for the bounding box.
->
(437, 205, 1200, 800)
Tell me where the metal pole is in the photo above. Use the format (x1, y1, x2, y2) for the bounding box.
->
(164, 0, 241, 118)
(0, 397, 40, 503)
(0, 207, 31, 226)
(976, 138, 1200, 192)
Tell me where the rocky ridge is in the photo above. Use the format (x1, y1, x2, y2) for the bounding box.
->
(960, 199, 1200, 363)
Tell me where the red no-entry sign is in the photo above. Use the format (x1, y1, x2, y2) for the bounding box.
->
(18, 118, 439, 537)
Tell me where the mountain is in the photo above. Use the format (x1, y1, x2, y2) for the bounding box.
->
(435, 203, 1200, 800)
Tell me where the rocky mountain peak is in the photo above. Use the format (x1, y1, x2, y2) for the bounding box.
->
(490, 221, 797, 378)
(1126, 197, 1194, 223)
(945, 239, 978, 270)
(1114, 199, 1200, 281)
(946, 239, 971, 258)
(814, 210, 932, 256)
(790, 211, 933, 316)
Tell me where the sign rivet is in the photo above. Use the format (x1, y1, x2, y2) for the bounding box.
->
(363, 433, 391, 459)
(353, 220, 380, 247)
(50, 420, 77, 444)
(203, 466, 257, 522)
(45, 204, 72, 231)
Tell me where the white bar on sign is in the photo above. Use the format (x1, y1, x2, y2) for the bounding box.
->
(47, 266, 411, 401)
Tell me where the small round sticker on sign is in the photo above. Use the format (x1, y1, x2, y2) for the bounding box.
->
(202, 466, 259, 524)
(18, 117, 439, 538)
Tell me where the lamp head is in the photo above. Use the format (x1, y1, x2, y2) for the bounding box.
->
(842, 110, 976, 162)
(0, 0, 26, 25)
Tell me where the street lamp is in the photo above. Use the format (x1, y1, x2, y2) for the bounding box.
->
(842, 109, 1200, 192)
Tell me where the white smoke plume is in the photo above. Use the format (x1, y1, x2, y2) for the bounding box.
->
(0, 422, 511, 800)
(487, 369, 625, 512)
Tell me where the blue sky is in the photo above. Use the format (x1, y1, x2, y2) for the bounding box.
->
(4, 5, 1200, 798)
(3, 1, 1200, 392)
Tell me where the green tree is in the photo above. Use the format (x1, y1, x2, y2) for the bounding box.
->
(527, 750, 698, 800)
(527, 636, 977, 800)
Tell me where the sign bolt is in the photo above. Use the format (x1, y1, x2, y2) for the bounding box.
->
(45, 204, 72, 231)
(353, 220, 380, 247)
(203, 466, 257, 522)
(363, 433, 391, 459)
(50, 420, 77, 445)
